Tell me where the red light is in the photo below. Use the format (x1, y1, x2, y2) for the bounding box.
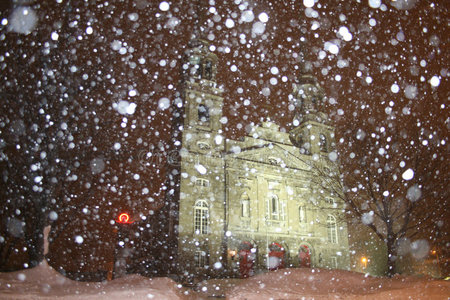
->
(117, 213, 132, 224)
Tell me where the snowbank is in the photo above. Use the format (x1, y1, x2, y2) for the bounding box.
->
(0, 260, 197, 299)
(1, 263, 449, 299)
(227, 268, 450, 299)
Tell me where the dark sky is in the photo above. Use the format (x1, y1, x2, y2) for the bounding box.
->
(0, 0, 447, 231)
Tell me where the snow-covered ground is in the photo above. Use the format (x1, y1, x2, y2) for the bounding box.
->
(0, 260, 197, 299)
(0, 261, 449, 299)
(225, 268, 450, 299)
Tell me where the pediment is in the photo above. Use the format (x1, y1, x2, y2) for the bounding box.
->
(227, 143, 310, 170)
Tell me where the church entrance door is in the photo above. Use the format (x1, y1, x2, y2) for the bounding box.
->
(268, 242, 285, 270)
(239, 241, 255, 278)
(299, 245, 311, 267)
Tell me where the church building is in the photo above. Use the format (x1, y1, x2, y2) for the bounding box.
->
(167, 34, 350, 279)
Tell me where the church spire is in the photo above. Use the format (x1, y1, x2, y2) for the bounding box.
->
(191, 0, 202, 40)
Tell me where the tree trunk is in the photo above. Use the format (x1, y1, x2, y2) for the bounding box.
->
(386, 237, 397, 277)
(26, 226, 44, 268)
(24, 208, 46, 268)
(0, 238, 17, 270)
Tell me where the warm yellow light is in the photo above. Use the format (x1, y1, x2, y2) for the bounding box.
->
(361, 256, 368, 269)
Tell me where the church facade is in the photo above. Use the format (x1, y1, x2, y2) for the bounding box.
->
(169, 36, 350, 279)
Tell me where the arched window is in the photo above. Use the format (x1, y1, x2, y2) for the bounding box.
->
(241, 193, 250, 218)
(270, 195, 279, 220)
(299, 206, 307, 223)
(194, 200, 208, 234)
(320, 134, 328, 152)
(198, 104, 210, 123)
(204, 60, 212, 79)
(195, 63, 203, 77)
(327, 215, 338, 243)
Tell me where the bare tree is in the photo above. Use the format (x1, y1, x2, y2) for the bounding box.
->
(307, 121, 448, 277)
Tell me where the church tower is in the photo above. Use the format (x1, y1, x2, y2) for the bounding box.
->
(179, 37, 224, 147)
(171, 31, 227, 278)
(289, 65, 335, 156)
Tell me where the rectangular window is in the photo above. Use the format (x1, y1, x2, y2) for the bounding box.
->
(320, 134, 328, 152)
(194, 210, 208, 234)
(331, 256, 338, 269)
(194, 201, 208, 234)
(195, 250, 207, 267)
(327, 215, 338, 244)
(195, 178, 210, 187)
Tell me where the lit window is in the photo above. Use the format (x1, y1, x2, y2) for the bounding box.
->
(327, 215, 338, 244)
(194, 200, 208, 234)
(299, 206, 307, 223)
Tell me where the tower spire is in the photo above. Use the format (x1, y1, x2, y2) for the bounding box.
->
(291, 49, 327, 126)
(289, 49, 332, 154)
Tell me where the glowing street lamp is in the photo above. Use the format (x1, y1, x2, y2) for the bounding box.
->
(117, 212, 133, 224)
(110, 212, 134, 280)
(431, 249, 441, 276)
(361, 256, 368, 269)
